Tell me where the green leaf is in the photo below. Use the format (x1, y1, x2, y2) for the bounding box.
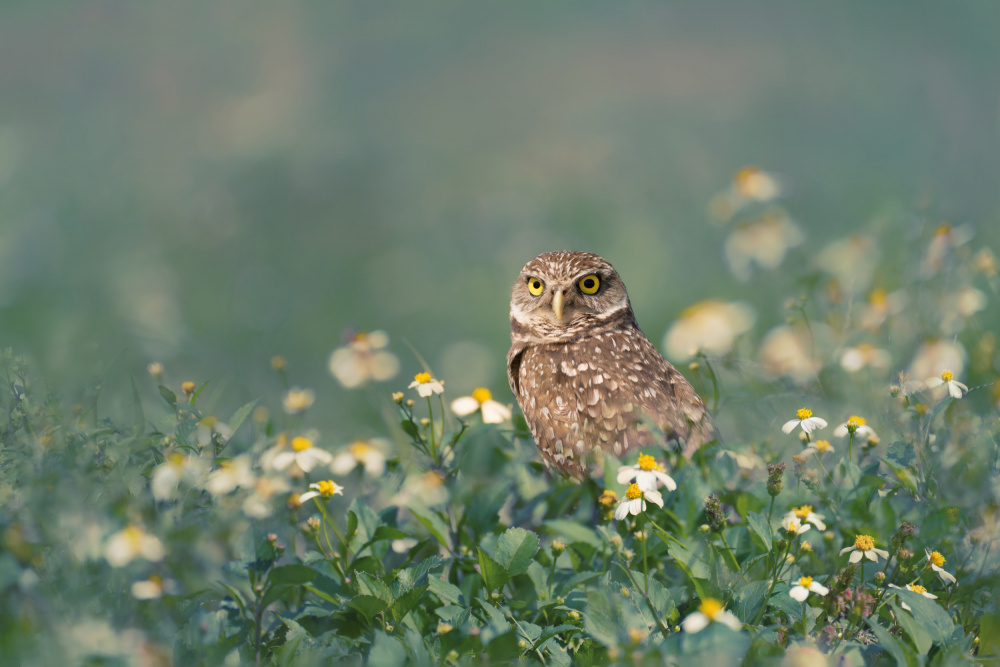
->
(401, 420, 419, 438)
(226, 399, 259, 441)
(129, 376, 145, 437)
(730, 580, 770, 623)
(347, 594, 387, 624)
(543, 520, 602, 548)
(412, 510, 452, 551)
(895, 589, 954, 645)
(477, 598, 511, 634)
(477, 547, 509, 592)
(369, 630, 407, 667)
(268, 564, 316, 586)
(428, 577, 465, 606)
(372, 525, 410, 543)
(357, 571, 393, 602)
(494, 527, 539, 576)
(866, 617, 911, 666)
(892, 603, 932, 655)
(390, 584, 428, 622)
(583, 607, 618, 647)
(746, 511, 772, 553)
(159, 384, 177, 407)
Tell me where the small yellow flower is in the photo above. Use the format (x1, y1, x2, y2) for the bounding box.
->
(451, 387, 511, 423)
(181, 381, 196, 395)
(840, 534, 889, 563)
(681, 597, 742, 633)
(598, 490, 618, 506)
(298, 480, 345, 504)
(282, 388, 316, 414)
(147, 362, 163, 378)
(783, 408, 828, 435)
(271, 355, 287, 371)
(926, 548, 957, 584)
(408, 372, 445, 397)
(614, 482, 664, 520)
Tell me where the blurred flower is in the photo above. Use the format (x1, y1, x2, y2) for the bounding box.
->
(782, 408, 828, 435)
(105, 526, 165, 567)
(151, 453, 207, 501)
(786, 505, 827, 531)
(759, 325, 820, 383)
(972, 247, 998, 276)
(181, 381, 196, 395)
(857, 287, 906, 331)
(708, 167, 783, 223)
(781, 515, 811, 536)
(922, 223, 974, 277)
(940, 286, 987, 334)
(614, 483, 663, 520)
(264, 436, 333, 474)
(243, 475, 292, 518)
(409, 372, 444, 397)
(789, 576, 829, 602)
(598, 489, 618, 507)
(925, 549, 957, 584)
(132, 575, 177, 600)
(616, 454, 676, 492)
(832, 415, 876, 439)
(197, 416, 233, 448)
(451, 387, 511, 423)
(724, 209, 804, 281)
(839, 343, 891, 373)
(681, 598, 742, 633)
(392, 470, 449, 507)
(908, 340, 966, 382)
(147, 362, 163, 379)
(840, 535, 888, 564)
(716, 448, 764, 471)
(814, 234, 879, 295)
(925, 370, 968, 399)
(328, 330, 400, 388)
(282, 387, 315, 414)
(205, 455, 255, 496)
(271, 355, 287, 371)
(298, 480, 345, 504)
(663, 300, 755, 360)
(805, 439, 834, 456)
(331, 439, 389, 477)
(888, 583, 937, 611)
(391, 537, 418, 554)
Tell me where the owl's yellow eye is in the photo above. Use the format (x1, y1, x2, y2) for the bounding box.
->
(527, 277, 545, 296)
(578, 274, 600, 295)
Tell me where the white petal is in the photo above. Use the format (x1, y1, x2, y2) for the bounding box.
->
(718, 611, 743, 631)
(810, 583, 829, 596)
(782, 419, 800, 434)
(864, 550, 879, 562)
(270, 452, 295, 470)
(616, 466, 638, 484)
(614, 502, 630, 521)
(872, 548, 889, 560)
(925, 377, 944, 388)
(407, 380, 420, 389)
(331, 452, 357, 476)
(900, 602, 912, 612)
(296, 454, 317, 473)
(416, 385, 433, 397)
(789, 586, 809, 602)
(298, 491, 320, 503)
(953, 381, 968, 392)
(888, 583, 902, 591)
(807, 514, 827, 531)
(936, 568, 957, 584)
(948, 382, 964, 399)
(802, 417, 828, 433)
(839, 546, 853, 556)
(681, 612, 709, 633)
(655, 471, 678, 492)
(481, 401, 512, 423)
(832, 424, 848, 438)
(849, 550, 863, 564)
(631, 499, 645, 516)
(797, 524, 812, 535)
(922, 591, 939, 600)
(450, 396, 479, 417)
(644, 490, 664, 508)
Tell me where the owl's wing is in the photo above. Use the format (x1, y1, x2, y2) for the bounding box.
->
(591, 330, 719, 460)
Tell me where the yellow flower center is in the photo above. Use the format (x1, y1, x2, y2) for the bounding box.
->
(934, 223, 952, 236)
(796, 408, 813, 420)
(625, 483, 643, 500)
(847, 415, 866, 426)
(909, 584, 927, 595)
(787, 519, 802, 533)
(637, 454, 657, 471)
(869, 287, 887, 306)
(472, 387, 492, 404)
(291, 437, 313, 452)
(181, 381, 196, 394)
(798, 576, 813, 588)
(699, 598, 723, 620)
(316, 480, 339, 497)
(929, 551, 945, 567)
(940, 370, 953, 382)
(794, 505, 813, 519)
(349, 441, 373, 458)
(599, 490, 617, 506)
(813, 440, 831, 453)
(414, 372, 431, 384)
(854, 535, 875, 551)
(168, 452, 185, 466)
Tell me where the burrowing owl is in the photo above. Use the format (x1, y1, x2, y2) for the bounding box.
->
(507, 251, 718, 479)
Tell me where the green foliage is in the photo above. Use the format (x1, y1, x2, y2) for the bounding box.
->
(0, 215, 999, 665)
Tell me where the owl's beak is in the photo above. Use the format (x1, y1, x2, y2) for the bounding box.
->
(551, 289, 565, 321)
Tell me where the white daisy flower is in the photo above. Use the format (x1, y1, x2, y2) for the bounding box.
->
(617, 454, 677, 492)
(331, 439, 389, 477)
(451, 387, 512, 424)
(832, 415, 876, 439)
(781, 515, 812, 536)
(150, 452, 207, 501)
(613, 483, 664, 521)
(205, 454, 256, 496)
(131, 575, 178, 600)
(789, 576, 829, 602)
(282, 387, 316, 414)
(328, 330, 400, 388)
(105, 526, 165, 567)
(784, 505, 827, 531)
(408, 372, 444, 397)
(925, 370, 968, 399)
(804, 439, 834, 456)
(839, 534, 889, 564)
(925, 549, 957, 584)
(888, 583, 938, 611)
(266, 436, 333, 474)
(782, 408, 828, 435)
(297, 480, 345, 504)
(681, 598, 743, 633)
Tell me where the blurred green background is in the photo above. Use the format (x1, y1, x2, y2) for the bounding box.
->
(1, 3, 999, 437)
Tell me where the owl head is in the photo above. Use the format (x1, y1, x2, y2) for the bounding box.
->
(510, 251, 634, 342)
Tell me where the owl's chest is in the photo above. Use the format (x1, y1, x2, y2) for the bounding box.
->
(517, 341, 626, 420)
